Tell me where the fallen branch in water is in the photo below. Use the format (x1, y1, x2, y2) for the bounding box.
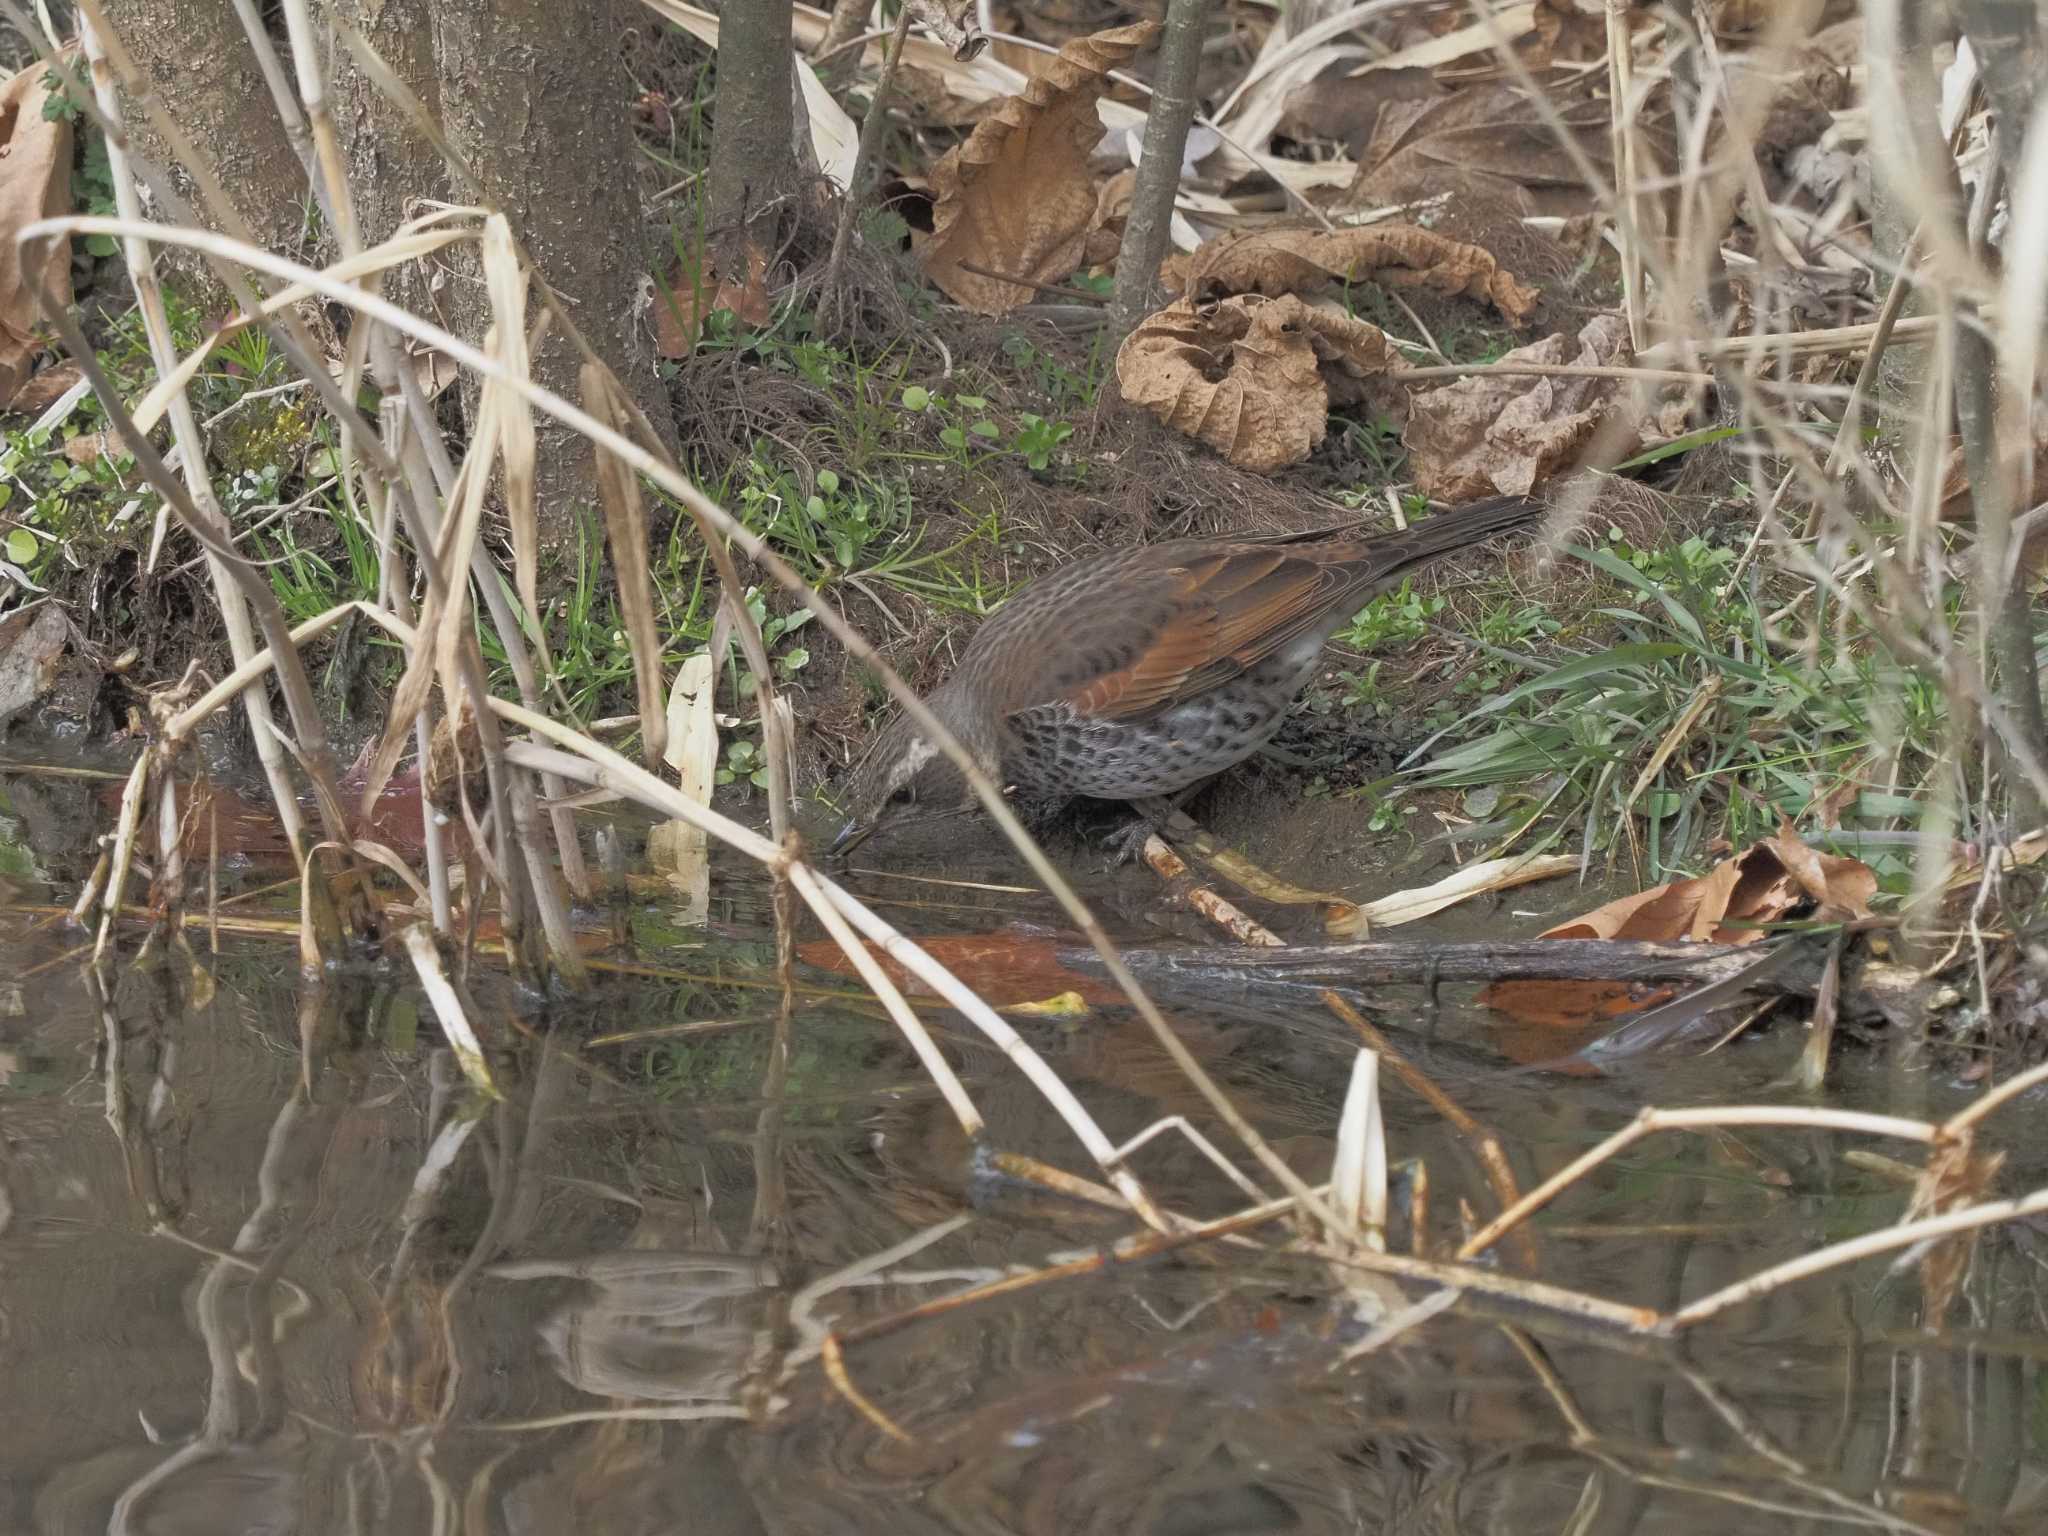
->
(1060, 936, 1821, 990)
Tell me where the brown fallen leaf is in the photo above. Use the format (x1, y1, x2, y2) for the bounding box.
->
(7, 361, 80, 415)
(1529, 0, 1610, 62)
(1183, 224, 1538, 327)
(652, 238, 772, 357)
(1116, 293, 1399, 471)
(1483, 823, 1877, 1031)
(1342, 79, 1642, 220)
(0, 56, 74, 410)
(796, 929, 1124, 1010)
(920, 19, 1157, 314)
(0, 603, 67, 726)
(1404, 313, 1643, 501)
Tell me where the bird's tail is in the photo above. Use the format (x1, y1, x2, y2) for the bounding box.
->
(1358, 493, 1546, 576)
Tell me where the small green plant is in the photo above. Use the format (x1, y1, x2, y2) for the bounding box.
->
(1010, 412, 1072, 472)
(1335, 577, 1445, 651)
(718, 737, 769, 789)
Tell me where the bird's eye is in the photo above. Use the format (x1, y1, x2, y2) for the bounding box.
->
(889, 785, 916, 807)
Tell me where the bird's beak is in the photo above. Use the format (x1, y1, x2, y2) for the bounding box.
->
(828, 816, 874, 857)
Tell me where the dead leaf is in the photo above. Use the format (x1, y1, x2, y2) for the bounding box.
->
(1404, 313, 1639, 500)
(1342, 80, 1633, 219)
(0, 603, 66, 725)
(1528, 0, 1610, 63)
(63, 430, 119, 466)
(1338, 851, 1579, 935)
(1481, 824, 1877, 1031)
(921, 20, 1157, 314)
(0, 56, 73, 409)
(1278, 66, 1441, 158)
(653, 240, 771, 358)
(648, 653, 718, 922)
(1116, 293, 1399, 471)
(797, 930, 1124, 1010)
(7, 361, 79, 414)
(1183, 225, 1538, 326)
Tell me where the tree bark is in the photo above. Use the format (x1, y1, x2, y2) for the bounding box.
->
(706, 0, 797, 277)
(98, 0, 308, 294)
(432, 0, 675, 548)
(318, 0, 445, 317)
(1108, 0, 1209, 345)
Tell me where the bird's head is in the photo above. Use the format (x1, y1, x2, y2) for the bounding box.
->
(829, 699, 994, 855)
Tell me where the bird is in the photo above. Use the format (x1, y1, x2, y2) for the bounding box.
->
(831, 494, 1543, 854)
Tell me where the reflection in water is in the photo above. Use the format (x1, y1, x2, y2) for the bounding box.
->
(0, 856, 2044, 1535)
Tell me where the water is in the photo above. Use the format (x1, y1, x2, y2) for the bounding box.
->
(1, 764, 2043, 1535)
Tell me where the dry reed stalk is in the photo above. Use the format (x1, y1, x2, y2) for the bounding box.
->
(401, 924, 500, 1097)
(234, 16, 573, 937)
(1456, 1106, 1941, 1264)
(78, 15, 308, 870)
(1605, 0, 1648, 349)
(820, 0, 914, 323)
(1669, 1182, 2048, 1329)
(1329, 1050, 1387, 1252)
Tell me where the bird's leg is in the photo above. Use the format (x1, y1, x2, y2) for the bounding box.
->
(1102, 788, 1209, 865)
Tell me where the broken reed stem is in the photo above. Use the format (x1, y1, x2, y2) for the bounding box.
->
(1391, 360, 1713, 385)
(1605, 0, 1647, 350)
(1319, 990, 1536, 1270)
(1671, 1182, 2048, 1329)
(784, 860, 984, 1137)
(257, 7, 586, 959)
(1142, 834, 1286, 947)
(485, 723, 1172, 1226)
(95, 748, 150, 962)
(78, 13, 307, 869)
(1455, 1106, 1941, 1264)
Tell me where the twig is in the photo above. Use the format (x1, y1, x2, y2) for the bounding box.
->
(820, 1, 913, 328)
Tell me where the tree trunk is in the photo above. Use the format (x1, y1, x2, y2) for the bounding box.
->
(98, 0, 308, 295)
(706, 0, 797, 278)
(318, 0, 445, 317)
(1109, 0, 1209, 345)
(434, 0, 675, 549)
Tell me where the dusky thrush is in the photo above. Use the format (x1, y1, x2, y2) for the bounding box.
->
(833, 494, 1542, 851)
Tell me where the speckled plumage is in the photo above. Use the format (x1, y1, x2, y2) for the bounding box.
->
(837, 495, 1541, 844)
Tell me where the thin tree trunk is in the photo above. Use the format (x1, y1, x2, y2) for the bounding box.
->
(707, 0, 798, 278)
(1955, 0, 2048, 828)
(1108, 0, 1209, 345)
(99, 0, 309, 291)
(434, 0, 676, 548)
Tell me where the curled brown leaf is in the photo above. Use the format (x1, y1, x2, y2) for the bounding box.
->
(1403, 314, 1640, 500)
(920, 20, 1157, 314)
(1116, 294, 1398, 471)
(1183, 224, 1539, 326)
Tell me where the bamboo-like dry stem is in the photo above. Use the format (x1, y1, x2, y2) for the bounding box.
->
(1457, 1106, 1941, 1264)
(1670, 1183, 2048, 1330)
(485, 716, 1172, 1228)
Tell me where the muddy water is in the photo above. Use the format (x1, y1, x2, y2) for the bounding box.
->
(1, 768, 2044, 1535)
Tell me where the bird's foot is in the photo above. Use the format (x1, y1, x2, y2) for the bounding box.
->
(1101, 811, 1164, 866)
(1099, 794, 1199, 866)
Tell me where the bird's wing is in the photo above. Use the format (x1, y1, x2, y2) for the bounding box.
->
(1054, 545, 1358, 721)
